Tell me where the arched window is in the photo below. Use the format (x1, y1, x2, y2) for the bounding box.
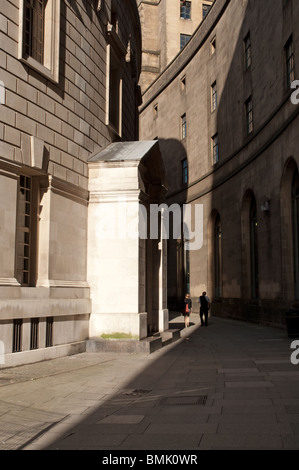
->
(249, 196, 259, 298)
(214, 214, 222, 297)
(292, 170, 299, 298)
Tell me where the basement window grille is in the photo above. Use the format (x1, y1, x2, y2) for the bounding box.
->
(45, 317, 53, 347)
(30, 318, 39, 350)
(12, 319, 23, 353)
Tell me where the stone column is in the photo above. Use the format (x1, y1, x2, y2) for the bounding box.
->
(88, 160, 148, 339)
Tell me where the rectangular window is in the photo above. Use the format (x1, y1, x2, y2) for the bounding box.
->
(181, 113, 187, 139)
(211, 81, 217, 111)
(24, 0, 45, 64)
(16, 175, 32, 286)
(111, 9, 119, 33)
(30, 318, 39, 350)
(245, 96, 253, 135)
(244, 32, 251, 70)
(180, 34, 191, 50)
(202, 3, 212, 19)
(182, 159, 188, 184)
(212, 134, 219, 165)
(45, 317, 54, 347)
(285, 35, 295, 88)
(13, 319, 23, 353)
(107, 46, 122, 136)
(19, 0, 61, 83)
(180, 1, 191, 20)
(15, 175, 39, 287)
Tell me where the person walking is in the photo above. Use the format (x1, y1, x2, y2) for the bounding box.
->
(183, 293, 192, 328)
(199, 291, 210, 326)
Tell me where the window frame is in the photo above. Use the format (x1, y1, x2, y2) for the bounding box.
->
(180, 0, 191, 20)
(107, 45, 122, 136)
(106, 20, 127, 138)
(211, 81, 217, 112)
(182, 158, 188, 185)
(181, 113, 187, 140)
(244, 32, 252, 70)
(202, 3, 212, 19)
(180, 33, 191, 51)
(18, 0, 61, 83)
(245, 96, 253, 135)
(212, 133, 219, 165)
(15, 174, 39, 287)
(285, 35, 295, 89)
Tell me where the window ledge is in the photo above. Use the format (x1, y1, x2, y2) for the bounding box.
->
(19, 56, 59, 84)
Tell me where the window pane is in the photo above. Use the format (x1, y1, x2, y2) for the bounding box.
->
(182, 159, 188, 184)
(16, 175, 32, 286)
(180, 34, 191, 50)
(211, 82, 217, 111)
(181, 114, 187, 139)
(24, 0, 45, 64)
(285, 37, 295, 88)
(246, 97, 253, 134)
(202, 3, 211, 19)
(180, 1, 191, 19)
(212, 134, 218, 164)
(244, 33, 251, 69)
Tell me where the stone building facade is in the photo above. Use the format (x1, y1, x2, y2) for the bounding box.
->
(139, 0, 299, 327)
(0, 0, 169, 367)
(137, 0, 214, 92)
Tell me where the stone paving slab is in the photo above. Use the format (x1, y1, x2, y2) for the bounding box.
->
(0, 314, 299, 450)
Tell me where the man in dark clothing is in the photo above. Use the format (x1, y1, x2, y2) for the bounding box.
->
(199, 291, 210, 326)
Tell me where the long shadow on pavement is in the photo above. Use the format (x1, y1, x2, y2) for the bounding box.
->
(25, 314, 299, 450)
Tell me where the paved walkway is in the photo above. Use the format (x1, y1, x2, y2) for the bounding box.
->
(0, 314, 299, 450)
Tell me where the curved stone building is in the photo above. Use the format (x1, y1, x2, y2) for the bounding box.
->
(139, 0, 299, 327)
(137, 0, 214, 92)
(0, 0, 169, 367)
